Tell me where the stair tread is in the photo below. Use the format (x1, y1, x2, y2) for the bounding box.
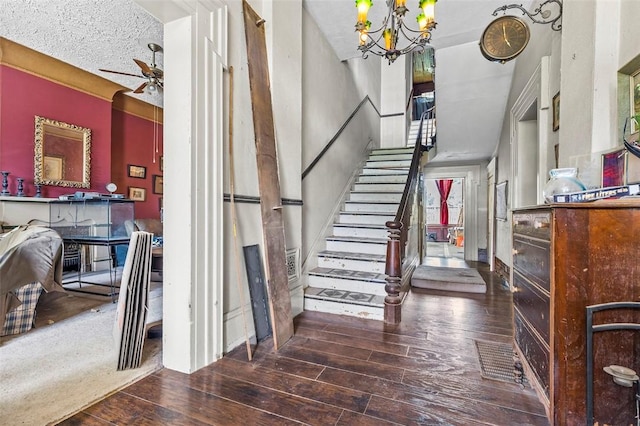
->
(359, 172, 408, 176)
(371, 147, 414, 151)
(349, 190, 403, 194)
(364, 165, 410, 168)
(309, 267, 387, 282)
(326, 235, 388, 244)
(318, 250, 386, 262)
(340, 211, 395, 216)
(333, 223, 387, 229)
(304, 286, 385, 307)
(345, 200, 400, 205)
(356, 181, 405, 186)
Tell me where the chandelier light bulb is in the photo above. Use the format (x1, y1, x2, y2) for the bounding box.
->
(420, 0, 436, 25)
(417, 13, 428, 31)
(359, 30, 369, 45)
(383, 29, 394, 50)
(356, 0, 372, 24)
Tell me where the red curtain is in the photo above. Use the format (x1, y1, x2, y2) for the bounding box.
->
(435, 179, 453, 225)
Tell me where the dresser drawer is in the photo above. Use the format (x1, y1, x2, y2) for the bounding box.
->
(513, 236, 550, 292)
(514, 310, 550, 398)
(513, 211, 551, 240)
(513, 270, 550, 343)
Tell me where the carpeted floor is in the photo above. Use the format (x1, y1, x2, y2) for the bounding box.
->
(0, 274, 163, 426)
(411, 265, 487, 293)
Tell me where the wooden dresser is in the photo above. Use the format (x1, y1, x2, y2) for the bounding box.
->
(512, 201, 640, 425)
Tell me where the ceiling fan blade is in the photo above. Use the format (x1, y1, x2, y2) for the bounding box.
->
(133, 59, 152, 75)
(133, 81, 148, 94)
(98, 68, 144, 78)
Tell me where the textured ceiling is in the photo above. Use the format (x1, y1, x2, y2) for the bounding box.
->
(0, 0, 163, 107)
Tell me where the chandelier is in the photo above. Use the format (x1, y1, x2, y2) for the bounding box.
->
(355, 0, 437, 64)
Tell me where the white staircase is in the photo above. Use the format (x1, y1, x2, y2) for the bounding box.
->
(304, 147, 414, 320)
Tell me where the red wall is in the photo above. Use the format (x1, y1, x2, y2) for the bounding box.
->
(0, 65, 112, 198)
(0, 65, 163, 219)
(111, 109, 163, 219)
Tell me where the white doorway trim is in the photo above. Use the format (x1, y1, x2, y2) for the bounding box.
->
(423, 164, 483, 262)
(510, 57, 551, 209)
(487, 158, 496, 271)
(135, 0, 228, 373)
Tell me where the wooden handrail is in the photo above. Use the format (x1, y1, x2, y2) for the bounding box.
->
(384, 107, 435, 324)
(302, 96, 380, 180)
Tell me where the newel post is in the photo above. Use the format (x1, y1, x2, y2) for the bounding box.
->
(384, 220, 402, 324)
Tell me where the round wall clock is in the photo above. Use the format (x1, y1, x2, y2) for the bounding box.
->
(479, 15, 530, 63)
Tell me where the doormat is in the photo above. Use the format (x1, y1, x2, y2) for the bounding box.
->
(474, 340, 527, 385)
(412, 265, 486, 293)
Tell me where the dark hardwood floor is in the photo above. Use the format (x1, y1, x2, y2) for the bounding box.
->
(59, 263, 549, 425)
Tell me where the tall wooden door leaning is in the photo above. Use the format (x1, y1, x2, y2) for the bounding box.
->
(242, 0, 294, 350)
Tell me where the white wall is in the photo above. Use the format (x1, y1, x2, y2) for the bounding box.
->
(493, 11, 561, 270)
(380, 55, 409, 148)
(492, 0, 640, 272)
(220, 0, 304, 351)
(301, 6, 381, 268)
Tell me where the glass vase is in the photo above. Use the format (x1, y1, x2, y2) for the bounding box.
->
(543, 168, 585, 203)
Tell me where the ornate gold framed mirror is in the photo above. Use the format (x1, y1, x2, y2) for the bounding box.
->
(34, 116, 91, 188)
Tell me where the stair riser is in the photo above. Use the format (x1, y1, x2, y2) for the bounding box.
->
(344, 203, 396, 213)
(357, 175, 408, 184)
(303, 298, 383, 321)
(332, 226, 388, 239)
(308, 275, 387, 295)
(368, 153, 413, 161)
(352, 183, 406, 192)
(366, 160, 412, 168)
(349, 192, 402, 202)
(325, 240, 387, 255)
(338, 213, 394, 225)
(361, 167, 409, 175)
(317, 256, 385, 273)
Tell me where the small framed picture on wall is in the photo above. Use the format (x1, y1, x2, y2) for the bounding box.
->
(153, 175, 163, 194)
(128, 186, 147, 202)
(127, 164, 147, 179)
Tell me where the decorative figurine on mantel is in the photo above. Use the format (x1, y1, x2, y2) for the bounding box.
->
(16, 178, 25, 197)
(1, 171, 10, 196)
(34, 184, 42, 198)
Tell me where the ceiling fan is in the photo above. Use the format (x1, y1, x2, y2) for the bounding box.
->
(99, 43, 164, 94)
